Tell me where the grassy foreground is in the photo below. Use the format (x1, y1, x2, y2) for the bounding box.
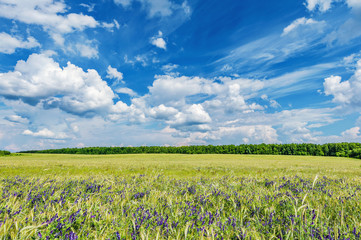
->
(1, 154, 361, 239)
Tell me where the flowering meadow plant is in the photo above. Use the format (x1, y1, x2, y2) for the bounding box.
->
(1, 174, 361, 239)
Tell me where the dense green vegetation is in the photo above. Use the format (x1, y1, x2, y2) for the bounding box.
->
(2, 175, 361, 240)
(1, 154, 361, 239)
(20, 142, 361, 159)
(0, 150, 10, 156)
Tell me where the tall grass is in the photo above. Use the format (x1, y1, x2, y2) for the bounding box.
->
(1, 154, 361, 239)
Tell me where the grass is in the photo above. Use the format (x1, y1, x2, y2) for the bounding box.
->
(1, 154, 361, 239)
(1, 153, 361, 179)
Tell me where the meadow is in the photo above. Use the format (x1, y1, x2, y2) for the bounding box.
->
(1, 154, 361, 239)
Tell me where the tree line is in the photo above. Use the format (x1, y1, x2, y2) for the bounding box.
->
(0, 150, 11, 156)
(19, 143, 361, 159)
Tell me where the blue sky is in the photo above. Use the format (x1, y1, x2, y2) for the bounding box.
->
(1, 0, 361, 151)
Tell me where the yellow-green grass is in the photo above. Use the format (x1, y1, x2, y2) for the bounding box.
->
(1, 154, 361, 239)
(1, 153, 361, 179)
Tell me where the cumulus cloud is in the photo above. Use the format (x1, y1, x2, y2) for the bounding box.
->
(148, 75, 203, 106)
(0, 32, 40, 54)
(106, 73, 269, 136)
(343, 52, 361, 67)
(167, 104, 211, 127)
(147, 75, 264, 114)
(23, 128, 69, 139)
(149, 104, 178, 120)
(106, 66, 124, 83)
(115, 87, 137, 97)
(152, 38, 167, 49)
(341, 127, 360, 139)
(304, 0, 335, 12)
(151, 31, 166, 50)
(323, 59, 361, 108)
(0, 53, 116, 116)
(323, 75, 352, 103)
(210, 125, 278, 144)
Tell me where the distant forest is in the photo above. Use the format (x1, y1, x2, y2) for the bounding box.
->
(0, 150, 11, 156)
(19, 143, 361, 159)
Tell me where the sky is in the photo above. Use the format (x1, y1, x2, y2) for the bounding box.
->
(1, 0, 361, 151)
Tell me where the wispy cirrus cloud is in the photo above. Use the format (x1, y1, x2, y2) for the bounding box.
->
(114, 0, 190, 18)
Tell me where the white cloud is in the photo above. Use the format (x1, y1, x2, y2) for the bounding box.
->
(0, 62, 348, 149)
(151, 32, 167, 50)
(221, 64, 233, 72)
(305, 0, 361, 12)
(304, 0, 335, 12)
(114, 20, 120, 29)
(114, 0, 132, 7)
(216, 23, 328, 74)
(115, 87, 137, 96)
(343, 52, 361, 66)
(167, 104, 211, 127)
(209, 125, 278, 144)
(0, 53, 116, 116)
(323, 60, 361, 108)
(115, 0, 173, 17)
(323, 75, 352, 103)
(282, 18, 323, 36)
(79, 3, 95, 12)
(265, 63, 336, 97)
(148, 75, 204, 106)
(161, 63, 179, 72)
(4, 115, 28, 124)
(0, 32, 40, 54)
(143, 0, 173, 17)
(149, 104, 178, 120)
(181, 1, 191, 16)
(325, 17, 361, 45)
(270, 99, 281, 108)
(75, 43, 98, 59)
(341, 127, 360, 138)
(106, 66, 124, 84)
(346, 0, 361, 9)
(102, 20, 121, 31)
(23, 128, 68, 139)
(102, 22, 115, 29)
(148, 75, 264, 113)
(124, 54, 149, 66)
(0, 0, 98, 44)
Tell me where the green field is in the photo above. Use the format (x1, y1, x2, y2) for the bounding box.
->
(1, 153, 361, 179)
(1, 154, 361, 239)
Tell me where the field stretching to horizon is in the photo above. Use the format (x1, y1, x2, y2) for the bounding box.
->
(1, 154, 361, 239)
